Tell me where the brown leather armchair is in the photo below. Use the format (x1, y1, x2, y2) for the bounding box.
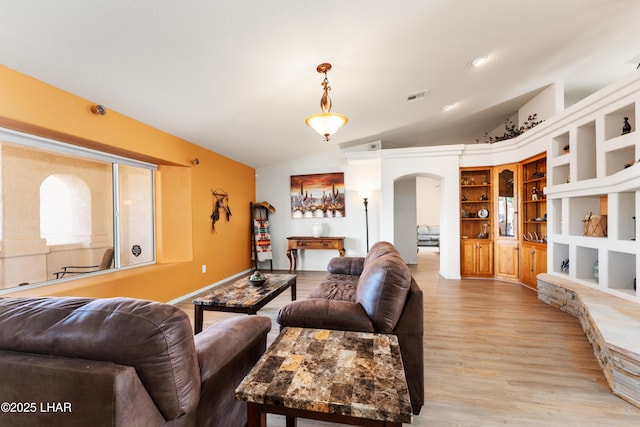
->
(277, 241, 424, 415)
(0, 296, 271, 426)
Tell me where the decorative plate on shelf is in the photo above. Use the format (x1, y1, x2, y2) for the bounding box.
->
(478, 208, 489, 218)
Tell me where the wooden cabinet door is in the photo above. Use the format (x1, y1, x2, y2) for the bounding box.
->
(495, 240, 518, 281)
(494, 163, 518, 282)
(533, 246, 547, 280)
(461, 240, 493, 276)
(477, 241, 494, 276)
(521, 244, 546, 288)
(521, 246, 534, 286)
(461, 240, 478, 276)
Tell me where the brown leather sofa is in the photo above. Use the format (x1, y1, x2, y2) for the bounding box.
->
(0, 296, 271, 427)
(276, 241, 424, 414)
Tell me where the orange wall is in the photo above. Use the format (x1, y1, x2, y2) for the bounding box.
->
(0, 65, 255, 302)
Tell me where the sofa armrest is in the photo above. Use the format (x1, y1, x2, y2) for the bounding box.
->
(0, 350, 166, 426)
(194, 315, 271, 379)
(327, 256, 365, 275)
(277, 299, 375, 332)
(192, 315, 271, 425)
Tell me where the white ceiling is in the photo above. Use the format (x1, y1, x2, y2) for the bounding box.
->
(2, 1, 640, 168)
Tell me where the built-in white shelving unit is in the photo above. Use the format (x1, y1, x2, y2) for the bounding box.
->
(545, 72, 640, 303)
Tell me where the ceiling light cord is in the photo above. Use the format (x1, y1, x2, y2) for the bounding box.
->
(320, 73, 333, 113)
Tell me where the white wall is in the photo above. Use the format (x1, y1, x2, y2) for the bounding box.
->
(394, 177, 417, 264)
(256, 148, 380, 271)
(483, 83, 564, 142)
(519, 82, 564, 125)
(376, 146, 465, 279)
(417, 176, 440, 225)
(255, 82, 558, 276)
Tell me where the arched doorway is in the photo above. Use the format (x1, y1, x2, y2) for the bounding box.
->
(393, 173, 443, 265)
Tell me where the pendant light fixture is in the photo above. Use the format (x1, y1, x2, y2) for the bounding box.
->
(305, 63, 348, 142)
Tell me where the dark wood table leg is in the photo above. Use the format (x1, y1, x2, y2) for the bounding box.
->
(286, 415, 297, 427)
(291, 278, 297, 301)
(291, 249, 297, 271)
(247, 402, 266, 427)
(194, 305, 204, 334)
(286, 249, 293, 273)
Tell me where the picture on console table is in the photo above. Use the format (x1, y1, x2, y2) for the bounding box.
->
(290, 172, 345, 218)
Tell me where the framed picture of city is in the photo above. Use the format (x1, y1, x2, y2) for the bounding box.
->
(290, 172, 345, 218)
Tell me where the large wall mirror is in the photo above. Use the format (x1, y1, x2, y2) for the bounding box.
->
(498, 168, 516, 237)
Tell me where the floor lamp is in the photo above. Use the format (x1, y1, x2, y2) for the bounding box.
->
(363, 197, 369, 252)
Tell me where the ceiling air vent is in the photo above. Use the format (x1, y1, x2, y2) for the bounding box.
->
(406, 90, 428, 102)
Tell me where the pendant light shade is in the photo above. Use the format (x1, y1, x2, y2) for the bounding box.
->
(305, 63, 348, 141)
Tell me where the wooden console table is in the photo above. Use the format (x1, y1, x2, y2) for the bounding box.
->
(286, 236, 345, 273)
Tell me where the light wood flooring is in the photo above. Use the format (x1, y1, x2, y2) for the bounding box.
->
(175, 248, 640, 426)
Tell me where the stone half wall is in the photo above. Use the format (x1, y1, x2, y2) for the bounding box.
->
(537, 273, 640, 408)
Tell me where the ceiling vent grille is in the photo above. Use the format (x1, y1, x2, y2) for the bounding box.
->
(368, 141, 381, 151)
(406, 90, 428, 102)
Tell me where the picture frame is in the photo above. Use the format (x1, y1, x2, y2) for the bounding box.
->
(290, 172, 345, 218)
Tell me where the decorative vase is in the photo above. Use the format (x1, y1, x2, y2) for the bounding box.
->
(312, 223, 322, 238)
(593, 260, 599, 283)
(622, 117, 632, 135)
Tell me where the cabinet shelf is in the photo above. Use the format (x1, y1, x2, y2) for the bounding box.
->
(523, 177, 547, 185)
(460, 166, 494, 277)
(520, 153, 548, 288)
(531, 73, 640, 302)
(552, 132, 570, 158)
(604, 103, 635, 141)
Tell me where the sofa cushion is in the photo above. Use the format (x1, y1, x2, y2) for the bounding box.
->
(0, 296, 200, 421)
(277, 299, 375, 332)
(417, 225, 430, 235)
(356, 253, 411, 333)
(308, 274, 358, 301)
(326, 256, 365, 276)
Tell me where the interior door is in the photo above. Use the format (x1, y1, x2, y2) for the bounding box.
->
(494, 164, 519, 282)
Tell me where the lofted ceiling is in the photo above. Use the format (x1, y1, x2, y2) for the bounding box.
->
(1, 1, 640, 168)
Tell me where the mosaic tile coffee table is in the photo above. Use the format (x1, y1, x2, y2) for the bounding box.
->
(192, 273, 296, 334)
(235, 327, 413, 427)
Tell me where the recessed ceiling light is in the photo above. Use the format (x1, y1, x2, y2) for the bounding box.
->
(470, 56, 488, 67)
(442, 103, 456, 112)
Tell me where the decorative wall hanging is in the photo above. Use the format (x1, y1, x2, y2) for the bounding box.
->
(211, 188, 231, 231)
(132, 245, 142, 257)
(290, 172, 345, 218)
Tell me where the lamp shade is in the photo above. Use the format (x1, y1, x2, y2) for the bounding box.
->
(305, 112, 349, 141)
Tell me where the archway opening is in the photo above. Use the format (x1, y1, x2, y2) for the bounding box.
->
(393, 173, 443, 265)
(40, 174, 91, 245)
